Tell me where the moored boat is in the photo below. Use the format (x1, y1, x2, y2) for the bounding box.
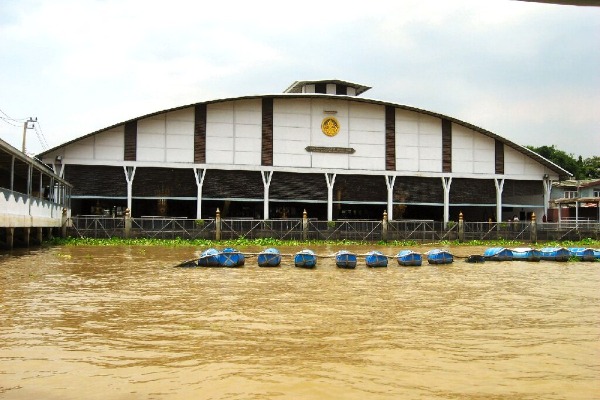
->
(484, 247, 513, 261)
(294, 249, 317, 268)
(335, 250, 357, 269)
(568, 247, 595, 262)
(511, 247, 541, 262)
(365, 250, 388, 268)
(539, 247, 570, 262)
(396, 250, 422, 267)
(197, 248, 220, 267)
(217, 247, 245, 267)
(426, 249, 453, 265)
(466, 254, 485, 263)
(257, 248, 282, 267)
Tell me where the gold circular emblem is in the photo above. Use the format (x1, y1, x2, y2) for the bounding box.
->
(321, 117, 340, 137)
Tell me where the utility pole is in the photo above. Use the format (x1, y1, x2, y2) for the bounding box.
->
(22, 117, 37, 153)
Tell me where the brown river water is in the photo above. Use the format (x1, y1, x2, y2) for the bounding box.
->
(1, 244, 599, 400)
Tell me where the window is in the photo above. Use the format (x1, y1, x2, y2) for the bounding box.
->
(593, 189, 600, 198)
(564, 190, 578, 199)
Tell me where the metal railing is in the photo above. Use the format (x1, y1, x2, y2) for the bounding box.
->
(307, 220, 382, 241)
(66, 216, 600, 241)
(219, 219, 303, 240)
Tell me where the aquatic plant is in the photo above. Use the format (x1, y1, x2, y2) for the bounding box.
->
(46, 236, 600, 248)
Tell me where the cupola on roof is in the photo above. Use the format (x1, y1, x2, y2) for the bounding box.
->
(284, 79, 371, 96)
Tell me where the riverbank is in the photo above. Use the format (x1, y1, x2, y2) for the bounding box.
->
(47, 236, 600, 249)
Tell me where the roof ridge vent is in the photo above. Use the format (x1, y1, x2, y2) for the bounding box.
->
(284, 79, 371, 96)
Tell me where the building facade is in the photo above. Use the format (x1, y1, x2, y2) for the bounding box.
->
(38, 80, 569, 223)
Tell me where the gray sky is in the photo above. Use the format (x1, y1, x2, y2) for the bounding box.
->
(1, 0, 598, 158)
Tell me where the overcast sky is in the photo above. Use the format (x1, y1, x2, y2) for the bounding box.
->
(1, 0, 598, 158)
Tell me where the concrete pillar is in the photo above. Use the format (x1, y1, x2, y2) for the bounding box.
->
(36, 227, 43, 244)
(215, 208, 221, 241)
(302, 209, 308, 241)
(530, 212, 537, 243)
(6, 228, 14, 250)
(193, 168, 206, 220)
(23, 227, 30, 247)
(385, 175, 396, 221)
(124, 166, 136, 214)
(61, 207, 68, 237)
(442, 177, 452, 226)
(261, 171, 273, 220)
(458, 211, 464, 242)
(325, 173, 336, 222)
(494, 178, 505, 225)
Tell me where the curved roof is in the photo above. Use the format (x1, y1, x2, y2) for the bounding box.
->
(38, 91, 571, 178)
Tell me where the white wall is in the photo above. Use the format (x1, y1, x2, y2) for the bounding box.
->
(452, 123, 495, 174)
(395, 109, 442, 172)
(137, 107, 194, 163)
(273, 98, 387, 170)
(273, 98, 312, 167)
(348, 102, 384, 170)
(504, 146, 545, 178)
(206, 100, 261, 165)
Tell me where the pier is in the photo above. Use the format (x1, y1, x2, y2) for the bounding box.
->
(0, 139, 72, 249)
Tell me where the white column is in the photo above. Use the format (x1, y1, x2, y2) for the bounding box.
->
(543, 177, 552, 220)
(441, 177, 452, 225)
(494, 178, 505, 223)
(325, 173, 336, 221)
(52, 163, 65, 179)
(193, 168, 206, 219)
(261, 171, 273, 220)
(123, 166, 136, 213)
(385, 175, 396, 221)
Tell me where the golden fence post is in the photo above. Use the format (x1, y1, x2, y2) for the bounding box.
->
(302, 209, 308, 241)
(530, 212, 537, 243)
(215, 208, 221, 241)
(382, 210, 388, 242)
(458, 211, 464, 242)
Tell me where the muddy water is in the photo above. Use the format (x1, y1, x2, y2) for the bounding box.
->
(0, 244, 598, 399)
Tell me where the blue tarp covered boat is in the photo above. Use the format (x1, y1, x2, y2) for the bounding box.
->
(568, 247, 595, 262)
(396, 250, 422, 266)
(426, 249, 453, 265)
(197, 248, 220, 267)
(257, 248, 282, 267)
(595, 249, 600, 260)
(335, 250, 357, 269)
(484, 247, 513, 261)
(365, 251, 388, 268)
(294, 249, 317, 268)
(511, 247, 541, 262)
(539, 247, 570, 262)
(217, 247, 245, 267)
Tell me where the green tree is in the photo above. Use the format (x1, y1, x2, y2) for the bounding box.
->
(526, 145, 582, 179)
(581, 156, 600, 179)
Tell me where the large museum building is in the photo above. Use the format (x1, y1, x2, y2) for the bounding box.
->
(38, 79, 569, 223)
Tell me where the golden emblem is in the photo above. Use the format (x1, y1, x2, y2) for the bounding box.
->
(321, 117, 340, 137)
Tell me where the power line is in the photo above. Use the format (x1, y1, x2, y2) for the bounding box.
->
(0, 115, 21, 127)
(33, 120, 49, 150)
(0, 107, 28, 123)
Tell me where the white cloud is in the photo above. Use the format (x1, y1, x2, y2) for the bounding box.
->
(0, 0, 598, 158)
